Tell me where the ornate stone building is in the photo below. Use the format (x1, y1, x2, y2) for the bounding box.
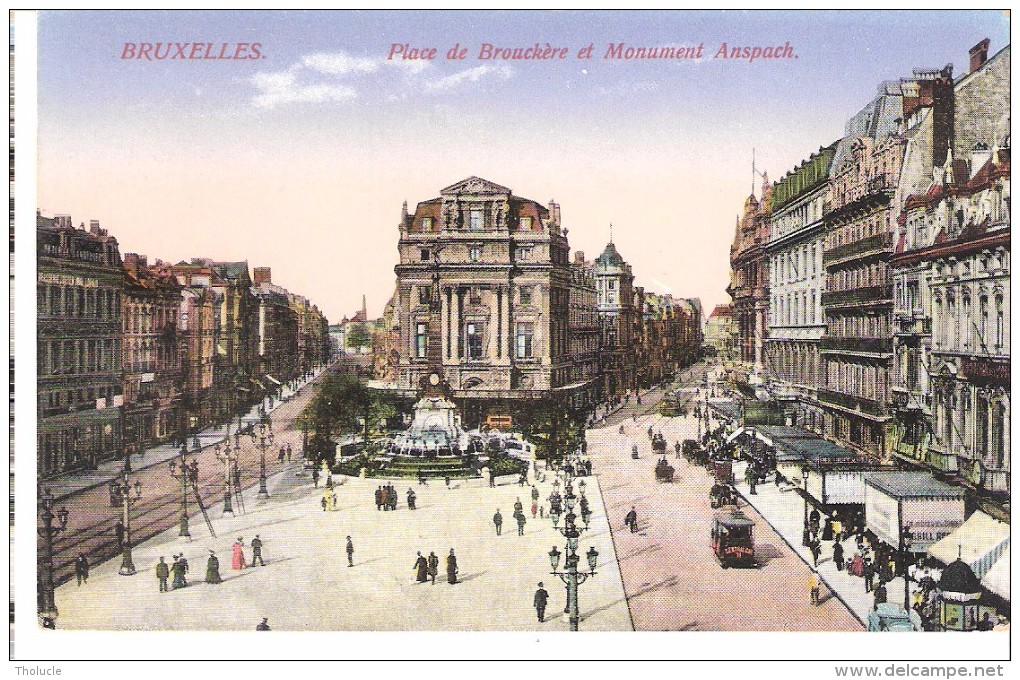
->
(727, 175, 772, 382)
(37, 214, 125, 477)
(593, 241, 638, 396)
(390, 177, 578, 427)
(705, 303, 734, 359)
(890, 41, 1010, 510)
(122, 253, 182, 450)
(819, 86, 907, 458)
(764, 145, 834, 429)
(568, 251, 601, 409)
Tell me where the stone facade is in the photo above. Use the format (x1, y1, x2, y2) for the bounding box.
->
(728, 176, 772, 379)
(391, 177, 576, 427)
(37, 215, 125, 477)
(705, 304, 734, 359)
(122, 253, 183, 450)
(594, 241, 638, 396)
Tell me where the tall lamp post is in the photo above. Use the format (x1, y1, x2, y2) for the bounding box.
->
(168, 444, 194, 538)
(801, 464, 811, 547)
(547, 481, 599, 631)
(111, 473, 143, 575)
(215, 442, 238, 516)
(254, 422, 273, 498)
(37, 488, 69, 625)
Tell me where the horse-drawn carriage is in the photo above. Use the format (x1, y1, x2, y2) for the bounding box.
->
(651, 434, 667, 455)
(710, 481, 738, 508)
(655, 457, 675, 483)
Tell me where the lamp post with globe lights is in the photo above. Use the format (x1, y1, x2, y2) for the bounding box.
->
(547, 481, 599, 631)
(110, 473, 143, 575)
(37, 488, 69, 625)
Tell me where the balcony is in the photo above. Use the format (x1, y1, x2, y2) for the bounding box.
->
(829, 173, 898, 217)
(819, 336, 892, 354)
(820, 285, 892, 308)
(817, 388, 885, 416)
(895, 315, 931, 336)
(823, 233, 891, 266)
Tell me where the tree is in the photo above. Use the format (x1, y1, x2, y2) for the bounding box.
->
(346, 324, 371, 350)
(301, 372, 396, 458)
(510, 397, 585, 463)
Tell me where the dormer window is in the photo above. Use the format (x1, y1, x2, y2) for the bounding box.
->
(520, 216, 532, 230)
(421, 217, 433, 232)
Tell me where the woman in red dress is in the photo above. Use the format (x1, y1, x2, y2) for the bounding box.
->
(232, 537, 248, 570)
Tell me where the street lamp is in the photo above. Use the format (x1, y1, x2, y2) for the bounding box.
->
(37, 488, 69, 625)
(547, 482, 599, 631)
(110, 473, 143, 575)
(168, 444, 194, 538)
(255, 422, 273, 498)
(215, 442, 239, 516)
(801, 464, 811, 547)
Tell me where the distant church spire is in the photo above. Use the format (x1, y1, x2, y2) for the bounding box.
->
(609, 222, 614, 244)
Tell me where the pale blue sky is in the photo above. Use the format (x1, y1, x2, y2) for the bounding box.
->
(36, 10, 1010, 322)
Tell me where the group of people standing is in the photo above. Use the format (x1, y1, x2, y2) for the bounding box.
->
(413, 549, 457, 585)
(374, 484, 400, 511)
(154, 553, 191, 592)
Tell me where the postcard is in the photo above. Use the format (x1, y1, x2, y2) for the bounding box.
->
(10, 8, 1012, 672)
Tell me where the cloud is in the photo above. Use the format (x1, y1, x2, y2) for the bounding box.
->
(249, 66, 357, 109)
(302, 52, 379, 76)
(424, 64, 513, 92)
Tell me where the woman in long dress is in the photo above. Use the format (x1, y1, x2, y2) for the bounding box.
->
(232, 538, 248, 570)
(446, 549, 458, 584)
(414, 552, 428, 582)
(206, 551, 222, 584)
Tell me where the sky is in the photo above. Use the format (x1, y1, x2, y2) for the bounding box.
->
(35, 10, 1010, 323)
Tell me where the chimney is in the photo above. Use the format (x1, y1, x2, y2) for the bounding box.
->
(253, 267, 272, 286)
(54, 214, 72, 229)
(124, 253, 139, 266)
(548, 200, 561, 226)
(970, 142, 993, 175)
(969, 38, 990, 74)
(89, 219, 101, 234)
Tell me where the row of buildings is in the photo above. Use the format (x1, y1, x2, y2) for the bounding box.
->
(367, 176, 703, 428)
(725, 38, 1009, 513)
(36, 212, 331, 479)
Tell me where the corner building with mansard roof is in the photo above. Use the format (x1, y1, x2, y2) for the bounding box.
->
(389, 177, 588, 428)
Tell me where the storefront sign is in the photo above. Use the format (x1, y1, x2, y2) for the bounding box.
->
(38, 272, 99, 288)
(961, 358, 1009, 385)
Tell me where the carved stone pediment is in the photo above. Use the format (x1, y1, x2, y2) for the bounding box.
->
(441, 176, 512, 197)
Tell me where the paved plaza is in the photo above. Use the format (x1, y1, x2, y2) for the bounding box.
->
(54, 464, 632, 632)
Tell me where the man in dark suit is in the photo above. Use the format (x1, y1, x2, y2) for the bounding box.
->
(156, 556, 170, 592)
(251, 535, 265, 566)
(534, 582, 549, 622)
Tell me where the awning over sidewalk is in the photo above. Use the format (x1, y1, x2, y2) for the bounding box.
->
(928, 510, 1010, 579)
(265, 374, 282, 386)
(709, 401, 740, 423)
(865, 472, 966, 551)
(981, 546, 1010, 601)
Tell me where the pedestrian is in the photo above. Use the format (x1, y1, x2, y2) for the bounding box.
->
(833, 540, 845, 572)
(493, 509, 503, 536)
(445, 475, 451, 489)
(156, 556, 170, 593)
(809, 569, 820, 606)
(278, 446, 286, 463)
(286, 444, 292, 462)
(863, 557, 874, 593)
(534, 582, 549, 622)
(312, 466, 320, 488)
(206, 550, 222, 584)
(514, 497, 523, 516)
(74, 552, 89, 587)
(516, 512, 527, 536)
(171, 554, 188, 589)
(407, 488, 417, 510)
(114, 520, 125, 549)
(232, 537, 248, 570)
(346, 536, 354, 567)
(446, 549, 458, 584)
(810, 539, 821, 568)
(389, 484, 398, 510)
(874, 580, 888, 606)
(331, 491, 338, 510)
(531, 501, 538, 519)
(256, 618, 271, 631)
(414, 551, 429, 583)
(624, 506, 638, 533)
(375, 486, 383, 511)
(321, 495, 328, 512)
(745, 464, 757, 495)
(531, 485, 540, 503)
(427, 551, 439, 584)
(251, 534, 265, 566)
